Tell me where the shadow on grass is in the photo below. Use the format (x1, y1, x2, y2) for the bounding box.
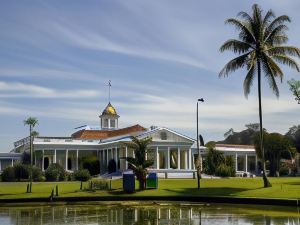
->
(281, 182, 300, 186)
(104, 187, 251, 197)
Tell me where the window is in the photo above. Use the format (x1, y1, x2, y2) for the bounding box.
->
(110, 119, 116, 128)
(160, 132, 167, 140)
(103, 119, 109, 127)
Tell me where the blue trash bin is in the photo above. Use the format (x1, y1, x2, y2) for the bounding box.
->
(123, 171, 135, 193)
(146, 172, 158, 189)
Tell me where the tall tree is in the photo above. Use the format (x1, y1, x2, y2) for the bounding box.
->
(24, 117, 38, 192)
(254, 132, 293, 177)
(287, 79, 300, 104)
(219, 4, 300, 187)
(124, 136, 154, 190)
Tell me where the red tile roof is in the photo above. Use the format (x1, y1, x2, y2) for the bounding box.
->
(71, 124, 146, 140)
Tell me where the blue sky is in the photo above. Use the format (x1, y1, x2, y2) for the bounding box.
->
(0, 0, 300, 152)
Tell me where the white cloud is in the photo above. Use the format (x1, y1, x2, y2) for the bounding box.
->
(50, 22, 206, 69)
(0, 81, 102, 99)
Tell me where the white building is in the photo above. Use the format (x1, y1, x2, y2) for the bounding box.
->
(3, 102, 263, 177)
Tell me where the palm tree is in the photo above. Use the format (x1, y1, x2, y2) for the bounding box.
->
(124, 136, 154, 190)
(219, 4, 300, 187)
(24, 117, 39, 192)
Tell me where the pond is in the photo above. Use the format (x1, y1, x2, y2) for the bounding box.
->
(0, 202, 298, 225)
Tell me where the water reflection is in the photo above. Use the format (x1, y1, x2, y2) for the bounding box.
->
(0, 203, 298, 225)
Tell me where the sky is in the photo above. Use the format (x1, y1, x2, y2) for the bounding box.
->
(0, 0, 300, 152)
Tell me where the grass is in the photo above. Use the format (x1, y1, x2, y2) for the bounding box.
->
(0, 177, 299, 200)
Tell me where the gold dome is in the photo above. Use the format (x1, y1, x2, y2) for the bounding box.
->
(101, 102, 118, 116)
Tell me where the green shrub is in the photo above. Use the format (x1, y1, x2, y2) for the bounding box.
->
(14, 163, 29, 181)
(204, 148, 225, 175)
(81, 155, 100, 176)
(73, 169, 91, 182)
(215, 164, 232, 177)
(2, 166, 16, 182)
(65, 171, 73, 181)
(279, 166, 289, 176)
(31, 166, 43, 181)
(45, 163, 66, 181)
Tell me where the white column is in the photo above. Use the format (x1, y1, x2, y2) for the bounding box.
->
(114, 147, 118, 171)
(185, 150, 188, 170)
(188, 148, 192, 170)
(11, 159, 13, 166)
(65, 149, 68, 171)
(156, 147, 159, 169)
(76, 150, 79, 170)
(106, 149, 109, 169)
(42, 150, 44, 171)
(167, 147, 170, 169)
(235, 153, 238, 171)
(125, 147, 128, 169)
(54, 149, 57, 163)
(177, 147, 181, 170)
(0, 160, 2, 171)
(245, 154, 248, 172)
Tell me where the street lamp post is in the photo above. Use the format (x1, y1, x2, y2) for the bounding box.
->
(197, 98, 204, 190)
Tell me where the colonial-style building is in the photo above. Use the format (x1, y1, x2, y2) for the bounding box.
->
(1, 101, 269, 177)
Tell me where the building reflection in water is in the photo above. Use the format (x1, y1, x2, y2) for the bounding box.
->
(0, 203, 299, 225)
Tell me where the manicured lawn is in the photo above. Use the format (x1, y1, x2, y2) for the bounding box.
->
(0, 177, 299, 200)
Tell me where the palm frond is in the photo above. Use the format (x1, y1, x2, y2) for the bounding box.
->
(262, 9, 275, 26)
(272, 54, 300, 72)
(219, 52, 251, 77)
(266, 15, 291, 34)
(261, 58, 280, 97)
(265, 56, 284, 80)
(225, 18, 256, 43)
(220, 39, 253, 54)
(251, 4, 263, 40)
(243, 62, 256, 98)
(270, 35, 288, 45)
(264, 24, 289, 44)
(267, 46, 300, 57)
(237, 11, 253, 23)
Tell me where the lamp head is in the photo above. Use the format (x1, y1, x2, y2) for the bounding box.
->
(198, 98, 204, 102)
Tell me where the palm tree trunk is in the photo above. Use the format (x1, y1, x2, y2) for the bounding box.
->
(257, 60, 272, 188)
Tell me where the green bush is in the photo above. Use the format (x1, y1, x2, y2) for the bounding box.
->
(14, 163, 29, 181)
(279, 166, 289, 176)
(45, 163, 66, 181)
(65, 171, 73, 181)
(73, 169, 91, 182)
(215, 164, 232, 177)
(204, 148, 225, 175)
(2, 166, 16, 182)
(81, 155, 100, 176)
(31, 166, 43, 181)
